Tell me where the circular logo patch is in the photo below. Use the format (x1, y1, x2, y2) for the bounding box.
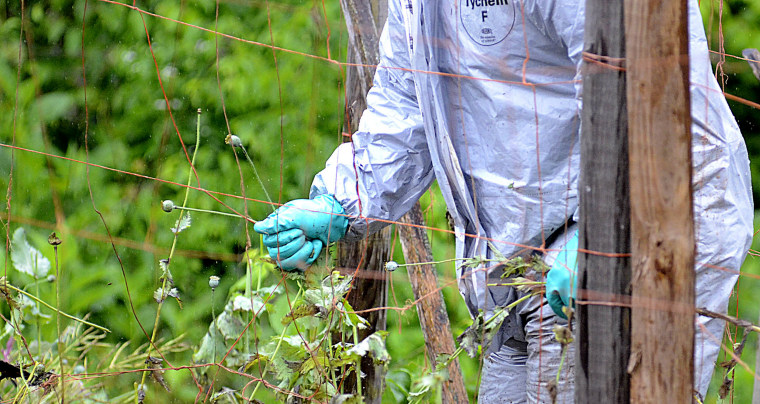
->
(459, 0, 515, 46)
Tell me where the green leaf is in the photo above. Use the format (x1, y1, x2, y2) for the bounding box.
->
(153, 288, 164, 303)
(0, 277, 20, 311)
(242, 248, 276, 280)
(298, 349, 329, 374)
(243, 354, 269, 374)
(408, 367, 448, 404)
(36, 92, 75, 123)
(434, 353, 453, 372)
(167, 287, 183, 309)
(500, 255, 549, 278)
(303, 271, 354, 309)
(256, 285, 282, 297)
(456, 308, 509, 358)
(158, 259, 173, 284)
(192, 322, 227, 365)
(17, 294, 51, 320)
(171, 212, 191, 234)
(211, 387, 240, 402)
(461, 255, 488, 270)
(230, 295, 261, 312)
(281, 303, 321, 325)
(216, 310, 245, 341)
(11, 228, 50, 279)
(265, 336, 308, 383)
(345, 331, 390, 365)
(340, 299, 369, 330)
(385, 370, 412, 402)
(330, 394, 362, 404)
(488, 241, 507, 263)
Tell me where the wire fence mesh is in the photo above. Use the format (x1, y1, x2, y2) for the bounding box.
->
(1, 0, 759, 402)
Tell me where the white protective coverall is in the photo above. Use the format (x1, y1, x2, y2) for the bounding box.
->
(310, 0, 754, 401)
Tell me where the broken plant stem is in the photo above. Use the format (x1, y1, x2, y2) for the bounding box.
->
(211, 286, 217, 365)
(257, 234, 264, 291)
(445, 295, 533, 368)
(51, 234, 65, 403)
(208, 274, 221, 392)
(238, 146, 275, 214)
(138, 109, 202, 401)
(34, 261, 40, 361)
(697, 307, 760, 334)
(556, 342, 569, 385)
(386, 256, 513, 272)
(245, 250, 252, 354)
(170, 205, 254, 221)
(503, 293, 533, 312)
(353, 322, 362, 401)
(3, 284, 109, 333)
(386, 257, 460, 269)
(430, 257, 480, 267)
(13, 362, 39, 403)
(487, 281, 545, 287)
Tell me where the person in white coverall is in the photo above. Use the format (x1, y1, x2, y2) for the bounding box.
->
(254, 0, 754, 402)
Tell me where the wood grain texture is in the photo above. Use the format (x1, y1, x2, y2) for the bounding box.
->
(336, 228, 391, 403)
(625, 0, 695, 401)
(397, 202, 468, 404)
(577, 0, 631, 401)
(336, 1, 389, 402)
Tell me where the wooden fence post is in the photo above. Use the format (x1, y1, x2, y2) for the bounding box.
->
(339, 2, 467, 402)
(337, 0, 389, 402)
(397, 202, 468, 403)
(625, 0, 695, 401)
(576, 0, 631, 401)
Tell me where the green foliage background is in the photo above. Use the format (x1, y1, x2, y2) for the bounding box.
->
(0, 0, 758, 402)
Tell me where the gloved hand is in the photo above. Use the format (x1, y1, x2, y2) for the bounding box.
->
(253, 194, 348, 271)
(545, 230, 579, 319)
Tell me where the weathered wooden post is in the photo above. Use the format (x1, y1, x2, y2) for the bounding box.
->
(576, 0, 631, 401)
(339, 2, 466, 401)
(397, 203, 468, 403)
(625, 0, 695, 401)
(337, 0, 389, 402)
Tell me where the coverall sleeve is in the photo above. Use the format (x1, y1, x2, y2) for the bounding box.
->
(310, 0, 435, 241)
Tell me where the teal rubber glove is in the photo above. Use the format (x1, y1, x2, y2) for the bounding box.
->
(253, 194, 348, 271)
(545, 231, 579, 319)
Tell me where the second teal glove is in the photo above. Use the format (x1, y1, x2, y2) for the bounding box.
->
(253, 194, 348, 271)
(545, 231, 579, 320)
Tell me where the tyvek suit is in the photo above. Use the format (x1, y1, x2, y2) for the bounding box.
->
(310, 0, 754, 401)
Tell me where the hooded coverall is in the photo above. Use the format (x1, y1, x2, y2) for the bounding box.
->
(307, 0, 754, 402)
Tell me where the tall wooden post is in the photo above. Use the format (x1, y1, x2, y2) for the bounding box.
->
(576, 0, 630, 401)
(340, 1, 467, 401)
(337, 0, 389, 402)
(397, 203, 468, 403)
(335, 230, 390, 402)
(625, 0, 695, 401)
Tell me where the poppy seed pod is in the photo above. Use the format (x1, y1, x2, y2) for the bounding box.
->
(208, 275, 220, 290)
(48, 232, 62, 246)
(384, 261, 399, 272)
(225, 134, 243, 148)
(162, 200, 175, 213)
